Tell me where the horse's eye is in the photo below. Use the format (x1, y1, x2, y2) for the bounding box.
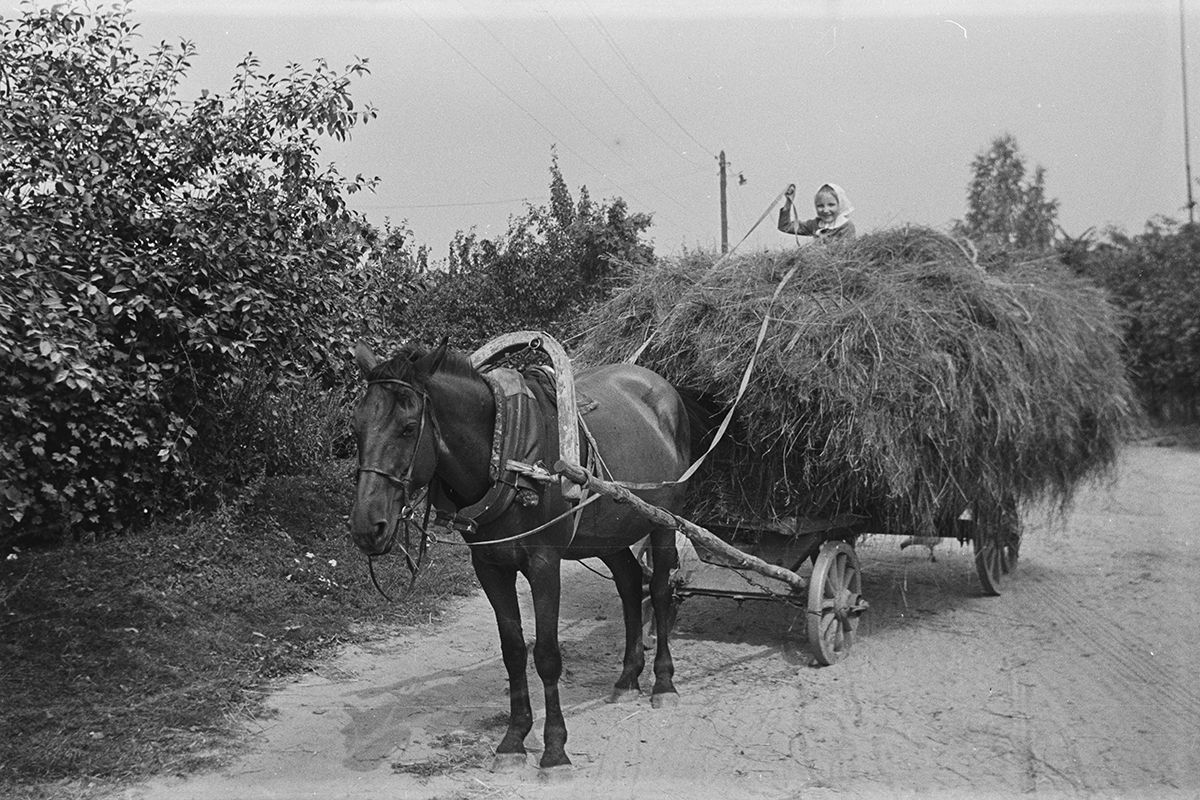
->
(400, 421, 419, 438)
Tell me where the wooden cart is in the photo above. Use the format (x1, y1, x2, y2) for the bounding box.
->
(548, 460, 1021, 666)
(483, 331, 1021, 667)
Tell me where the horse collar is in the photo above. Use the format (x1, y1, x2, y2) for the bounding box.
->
(437, 368, 542, 534)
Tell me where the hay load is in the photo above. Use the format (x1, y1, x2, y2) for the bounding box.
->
(575, 227, 1138, 537)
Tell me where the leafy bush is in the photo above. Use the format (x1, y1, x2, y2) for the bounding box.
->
(0, 3, 393, 543)
(404, 152, 655, 349)
(1070, 219, 1200, 420)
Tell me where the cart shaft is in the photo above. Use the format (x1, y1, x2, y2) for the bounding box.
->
(551, 458, 808, 593)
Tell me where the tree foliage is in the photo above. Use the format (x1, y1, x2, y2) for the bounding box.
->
(1070, 219, 1200, 419)
(0, 2, 392, 542)
(407, 151, 656, 348)
(956, 133, 1059, 251)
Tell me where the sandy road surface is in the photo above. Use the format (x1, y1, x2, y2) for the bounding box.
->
(121, 442, 1200, 800)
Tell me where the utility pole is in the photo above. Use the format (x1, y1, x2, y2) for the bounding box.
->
(1183, 0, 1195, 223)
(719, 150, 729, 253)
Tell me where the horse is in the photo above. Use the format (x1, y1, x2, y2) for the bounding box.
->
(349, 339, 698, 778)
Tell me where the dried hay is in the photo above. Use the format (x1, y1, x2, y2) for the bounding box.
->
(574, 227, 1139, 537)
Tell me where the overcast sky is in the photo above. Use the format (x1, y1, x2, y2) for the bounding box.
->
(32, 1, 1200, 261)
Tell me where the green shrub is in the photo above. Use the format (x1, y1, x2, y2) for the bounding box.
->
(188, 372, 356, 486)
(0, 3, 384, 543)
(1071, 219, 1200, 420)
(404, 153, 655, 349)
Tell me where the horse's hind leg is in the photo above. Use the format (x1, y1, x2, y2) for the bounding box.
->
(600, 548, 646, 703)
(647, 526, 680, 708)
(473, 555, 533, 772)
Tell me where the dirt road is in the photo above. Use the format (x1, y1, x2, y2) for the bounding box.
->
(122, 441, 1200, 799)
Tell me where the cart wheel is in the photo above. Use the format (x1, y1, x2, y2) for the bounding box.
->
(973, 525, 1020, 596)
(806, 541, 867, 666)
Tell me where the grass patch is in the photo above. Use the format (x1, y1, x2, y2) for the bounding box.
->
(391, 731, 498, 779)
(0, 460, 478, 798)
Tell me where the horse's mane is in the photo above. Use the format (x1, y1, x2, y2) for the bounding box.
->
(367, 342, 484, 387)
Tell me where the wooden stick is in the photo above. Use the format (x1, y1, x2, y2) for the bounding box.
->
(552, 459, 807, 593)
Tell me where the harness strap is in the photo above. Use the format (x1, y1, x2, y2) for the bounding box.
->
(432, 398, 600, 547)
(438, 369, 543, 526)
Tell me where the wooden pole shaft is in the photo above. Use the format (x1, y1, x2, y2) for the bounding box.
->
(552, 459, 807, 592)
(719, 150, 729, 253)
(1183, 0, 1196, 223)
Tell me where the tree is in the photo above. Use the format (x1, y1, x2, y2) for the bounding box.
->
(956, 133, 1059, 251)
(1, 2, 381, 542)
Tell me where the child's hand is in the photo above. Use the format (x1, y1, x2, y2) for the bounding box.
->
(784, 183, 796, 200)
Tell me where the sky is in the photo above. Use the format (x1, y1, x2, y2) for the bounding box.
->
(17, 0, 1200, 262)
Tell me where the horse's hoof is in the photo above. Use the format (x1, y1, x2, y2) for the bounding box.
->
(492, 753, 528, 773)
(651, 691, 679, 709)
(538, 764, 574, 783)
(606, 688, 641, 704)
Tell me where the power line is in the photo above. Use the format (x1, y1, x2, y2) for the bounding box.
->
(403, 1, 700, 237)
(404, 3, 617, 195)
(543, 11, 707, 170)
(457, 1, 695, 220)
(579, 0, 717, 161)
(356, 196, 546, 210)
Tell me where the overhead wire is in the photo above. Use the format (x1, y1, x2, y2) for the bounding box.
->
(393, 1, 724, 250)
(571, 1, 731, 248)
(579, 0, 718, 162)
(356, 196, 548, 210)
(542, 11, 708, 171)
(404, 3, 621, 201)
(456, 1, 696, 223)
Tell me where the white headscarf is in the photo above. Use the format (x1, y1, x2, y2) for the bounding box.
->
(815, 183, 854, 231)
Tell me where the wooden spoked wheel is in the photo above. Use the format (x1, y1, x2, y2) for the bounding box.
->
(972, 498, 1022, 596)
(973, 526, 1020, 596)
(806, 541, 867, 666)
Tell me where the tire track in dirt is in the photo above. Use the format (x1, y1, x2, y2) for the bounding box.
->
(1005, 657, 1100, 796)
(1014, 566, 1200, 727)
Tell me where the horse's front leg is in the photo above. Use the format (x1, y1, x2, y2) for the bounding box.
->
(526, 553, 571, 776)
(647, 526, 680, 707)
(599, 548, 646, 703)
(473, 555, 533, 772)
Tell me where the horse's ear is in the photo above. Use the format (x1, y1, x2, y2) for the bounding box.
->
(353, 342, 379, 377)
(424, 336, 450, 375)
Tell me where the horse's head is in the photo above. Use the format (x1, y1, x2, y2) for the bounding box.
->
(349, 340, 447, 557)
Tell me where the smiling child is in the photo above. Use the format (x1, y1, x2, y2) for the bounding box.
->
(778, 183, 856, 241)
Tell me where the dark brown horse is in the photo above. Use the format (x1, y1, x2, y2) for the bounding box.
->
(349, 340, 694, 778)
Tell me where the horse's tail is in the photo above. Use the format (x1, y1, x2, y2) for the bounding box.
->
(673, 386, 727, 466)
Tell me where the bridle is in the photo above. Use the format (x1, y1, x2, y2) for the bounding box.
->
(356, 378, 435, 492)
(355, 376, 438, 598)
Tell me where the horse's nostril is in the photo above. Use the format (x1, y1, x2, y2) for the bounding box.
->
(374, 521, 393, 555)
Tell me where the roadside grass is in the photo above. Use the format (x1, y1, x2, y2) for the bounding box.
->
(0, 460, 478, 799)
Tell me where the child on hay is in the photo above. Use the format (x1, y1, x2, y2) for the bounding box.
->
(778, 182, 856, 242)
